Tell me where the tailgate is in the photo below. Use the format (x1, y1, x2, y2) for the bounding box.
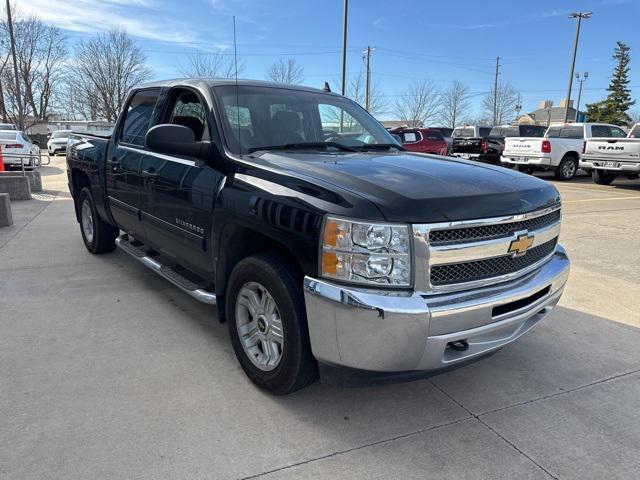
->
(584, 138, 640, 160)
(452, 137, 482, 153)
(503, 138, 543, 156)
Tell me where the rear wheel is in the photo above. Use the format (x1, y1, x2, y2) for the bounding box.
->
(592, 170, 616, 185)
(226, 254, 317, 394)
(78, 187, 118, 254)
(554, 156, 578, 181)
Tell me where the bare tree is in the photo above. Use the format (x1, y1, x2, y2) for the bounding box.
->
(438, 80, 471, 128)
(0, 13, 67, 128)
(267, 58, 304, 84)
(482, 82, 519, 125)
(393, 79, 440, 127)
(69, 28, 151, 122)
(179, 52, 244, 79)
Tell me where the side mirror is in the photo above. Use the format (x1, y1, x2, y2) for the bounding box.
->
(145, 124, 212, 160)
(391, 133, 402, 144)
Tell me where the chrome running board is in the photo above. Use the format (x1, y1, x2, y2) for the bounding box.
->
(115, 234, 217, 305)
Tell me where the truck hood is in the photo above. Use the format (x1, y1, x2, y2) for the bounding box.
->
(251, 151, 560, 223)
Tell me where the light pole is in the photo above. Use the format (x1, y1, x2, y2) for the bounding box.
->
(564, 12, 591, 122)
(340, 0, 348, 96)
(574, 72, 589, 122)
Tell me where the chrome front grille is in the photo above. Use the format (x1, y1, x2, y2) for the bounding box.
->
(430, 239, 558, 286)
(428, 209, 561, 246)
(413, 205, 562, 293)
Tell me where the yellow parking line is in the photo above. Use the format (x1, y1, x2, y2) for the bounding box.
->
(564, 196, 640, 203)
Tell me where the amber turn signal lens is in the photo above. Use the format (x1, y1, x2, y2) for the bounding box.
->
(323, 219, 339, 247)
(322, 251, 338, 275)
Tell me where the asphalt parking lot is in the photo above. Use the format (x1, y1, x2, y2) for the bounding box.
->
(1, 157, 639, 479)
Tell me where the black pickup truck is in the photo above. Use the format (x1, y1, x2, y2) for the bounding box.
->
(67, 79, 570, 394)
(451, 125, 546, 165)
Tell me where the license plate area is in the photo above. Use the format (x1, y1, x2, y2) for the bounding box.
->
(513, 156, 530, 163)
(596, 161, 621, 169)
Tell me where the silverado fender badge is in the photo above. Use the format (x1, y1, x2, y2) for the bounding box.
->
(508, 231, 535, 257)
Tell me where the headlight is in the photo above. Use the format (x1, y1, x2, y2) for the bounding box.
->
(320, 216, 411, 287)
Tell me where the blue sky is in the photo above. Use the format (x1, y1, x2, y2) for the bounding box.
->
(19, 0, 640, 120)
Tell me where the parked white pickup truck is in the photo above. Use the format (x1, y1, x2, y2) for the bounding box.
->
(580, 127, 640, 185)
(501, 123, 628, 180)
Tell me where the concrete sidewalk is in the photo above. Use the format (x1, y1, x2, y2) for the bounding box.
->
(1, 159, 639, 479)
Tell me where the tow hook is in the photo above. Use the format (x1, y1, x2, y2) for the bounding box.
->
(447, 339, 469, 351)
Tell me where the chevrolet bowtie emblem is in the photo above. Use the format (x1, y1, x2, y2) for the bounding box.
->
(508, 232, 535, 256)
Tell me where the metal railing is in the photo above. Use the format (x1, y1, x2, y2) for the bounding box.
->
(1, 151, 52, 175)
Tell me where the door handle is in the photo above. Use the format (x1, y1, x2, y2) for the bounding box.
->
(142, 168, 158, 179)
(107, 158, 120, 168)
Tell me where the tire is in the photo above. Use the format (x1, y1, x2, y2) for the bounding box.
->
(592, 170, 616, 185)
(517, 166, 534, 175)
(554, 155, 578, 181)
(226, 254, 318, 394)
(78, 187, 118, 254)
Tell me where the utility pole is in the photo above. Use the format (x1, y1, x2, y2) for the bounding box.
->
(564, 12, 592, 122)
(340, 0, 348, 96)
(514, 93, 522, 124)
(5, 0, 23, 129)
(364, 46, 375, 111)
(492, 56, 500, 125)
(574, 72, 589, 122)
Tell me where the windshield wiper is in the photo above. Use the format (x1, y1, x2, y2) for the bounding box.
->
(247, 142, 357, 153)
(355, 143, 405, 151)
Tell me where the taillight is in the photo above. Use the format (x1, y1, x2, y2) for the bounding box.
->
(4, 143, 23, 149)
(582, 141, 586, 154)
(541, 140, 551, 153)
(480, 139, 488, 153)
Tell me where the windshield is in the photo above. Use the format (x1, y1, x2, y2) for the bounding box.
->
(0, 131, 17, 140)
(214, 85, 397, 155)
(51, 130, 71, 139)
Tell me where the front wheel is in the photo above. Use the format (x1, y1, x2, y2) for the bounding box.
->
(592, 170, 616, 185)
(226, 254, 317, 394)
(78, 187, 118, 254)
(555, 156, 578, 181)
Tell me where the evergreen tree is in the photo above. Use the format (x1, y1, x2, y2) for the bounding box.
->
(586, 41, 635, 125)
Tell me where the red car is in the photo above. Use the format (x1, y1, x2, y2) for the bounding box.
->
(390, 127, 449, 156)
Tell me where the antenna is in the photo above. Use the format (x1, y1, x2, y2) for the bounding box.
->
(233, 16, 241, 154)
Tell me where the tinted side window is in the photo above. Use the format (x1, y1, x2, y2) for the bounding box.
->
(547, 126, 583, 139)
(590, 125, 611, 137)
(479, 127, 491, 137)
(120, 89, 160, 146)
(630, 125, 640, 138)
(610, 127, 627, 138)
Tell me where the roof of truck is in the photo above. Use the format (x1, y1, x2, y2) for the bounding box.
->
(137, 78, 340, 96)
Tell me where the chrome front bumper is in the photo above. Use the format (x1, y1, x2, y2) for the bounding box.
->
(501, 155, 552, 166)
(303, 245, 569, 374)
(580, 158, 640, 173)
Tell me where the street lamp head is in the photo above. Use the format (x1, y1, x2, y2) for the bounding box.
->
(575, 73, 580, 79)
(584, 71, 589, 78)
(569, 12, 592, 18)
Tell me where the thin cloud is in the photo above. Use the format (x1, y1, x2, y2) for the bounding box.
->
(421, 10, 568, 30)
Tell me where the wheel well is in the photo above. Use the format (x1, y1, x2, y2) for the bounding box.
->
(562, 152, 579, 161)
(71, 169, 91, 220)
(215, 224, 305, 321)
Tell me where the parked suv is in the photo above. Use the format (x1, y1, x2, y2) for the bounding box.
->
(67, 79, 569, 394)
(47, 129, 72, 155)
(389, 127, 448, 155)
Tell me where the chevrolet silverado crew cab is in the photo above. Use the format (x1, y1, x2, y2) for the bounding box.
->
(67, 79, 570, 394)
(580, 127, 640, 185)
(501, 122, 627, 180)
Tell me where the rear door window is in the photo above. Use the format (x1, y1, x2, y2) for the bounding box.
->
(590, 125, 611, 137)
(119, 89, 161, 147)
(629, 125, 640, 138)
(609, 126, 627, 138)
(400, 131, 420, 143)
(547, 126, 583, 139)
